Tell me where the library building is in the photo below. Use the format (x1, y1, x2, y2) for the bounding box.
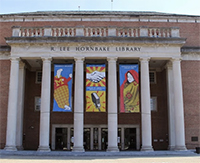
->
(0, 11, 199, 152)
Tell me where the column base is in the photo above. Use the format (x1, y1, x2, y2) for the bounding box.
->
(107, 146, 119, 152)
(72, 146, 85, 152)
(168, 145, 175, 151)
(37, 146, 51, 152)
(141, 146, 154, 151)
(4, 146, 17, 151)
(174, 146, 187, 151)
(16, 146, 24, 150)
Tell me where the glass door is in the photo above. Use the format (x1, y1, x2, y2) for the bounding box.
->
(55, 128, 68, 150)
(101, 128, 108, 150)
(124, 128, 136, 150)
(84, 128, 90, 150)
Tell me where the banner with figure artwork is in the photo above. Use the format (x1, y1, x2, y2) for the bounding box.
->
(53, 64, 73, 112)
(86, 64, 106, 112)
(119, 64, 140, 113)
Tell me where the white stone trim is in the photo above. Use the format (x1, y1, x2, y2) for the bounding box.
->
(9, 45, 182, 59)
(178, 19, 196, 23)
(182, 54, 200, 60)
(168, 19, 178, 22)
(0, 55, 10, 60)
(149, 19, 168, 22)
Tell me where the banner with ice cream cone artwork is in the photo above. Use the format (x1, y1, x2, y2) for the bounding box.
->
(53, 64, 73, 112)
(86, 64, 106, 112)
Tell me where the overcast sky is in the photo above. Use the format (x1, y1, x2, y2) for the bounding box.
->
(0, 0, 199, 16)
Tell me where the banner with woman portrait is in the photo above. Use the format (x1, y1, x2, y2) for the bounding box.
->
(119, 64, 140, 113)
(53, 64, 73, 112)
(86, 64, 106, 112)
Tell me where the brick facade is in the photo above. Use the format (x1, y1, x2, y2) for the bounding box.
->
(0, 60, 10, 148)
(0, 11, 199, 151)
(182, 61, 200, 149)
(0, 21, 199, 46)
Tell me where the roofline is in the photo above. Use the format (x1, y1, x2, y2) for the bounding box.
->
(0, 11, 200, 18)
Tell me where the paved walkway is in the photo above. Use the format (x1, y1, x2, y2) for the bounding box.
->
(0, 149, 199, 156)
(0, 150, 200, 163)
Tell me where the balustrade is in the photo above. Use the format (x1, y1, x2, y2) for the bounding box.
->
(13, 26, 178, 38)
(19, 28, 44, 37)
(85, 28, 107, 37)
(148, 28, 171, 38)
(52, 28, 75, 37)
(117, 28, 139, 37)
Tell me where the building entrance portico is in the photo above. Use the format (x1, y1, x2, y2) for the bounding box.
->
(4, 25, 187, 152)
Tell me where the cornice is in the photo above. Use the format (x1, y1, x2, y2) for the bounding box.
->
(0, 11, 199, 23)
(5, 36, 186, 47)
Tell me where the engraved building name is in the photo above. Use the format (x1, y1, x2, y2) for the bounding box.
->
(50, 46, 141, 52)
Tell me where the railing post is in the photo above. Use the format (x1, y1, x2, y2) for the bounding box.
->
(171, 27, 180, 37)
(44, 26, 52, 36)
(76, 26, 84, 36)
(108, 27, 116, 36)
(12, 26, 21, 37)
(140, 26, 148, 37)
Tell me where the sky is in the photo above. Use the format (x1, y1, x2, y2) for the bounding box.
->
(0, 0, 199, 16)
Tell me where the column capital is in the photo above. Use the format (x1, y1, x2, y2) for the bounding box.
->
(41, 57, 52, 62)
(107, 57, 118, 62)
(10, 57, 20, 62)
(19, 61, 26, 69)
(171, 57, 182, 62)
(139, 57, 150, 62)
(74, 57, 85, 62)
(165, 61, 172, 69)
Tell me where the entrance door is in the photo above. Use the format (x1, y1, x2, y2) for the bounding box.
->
(84, 127, 105, 151)
(55, 128, 68, 150)
(84, 128, 90, 150)
(124, 128, 136, 150)
(101, 128, 108, 150)
(93, 128, 99, 150)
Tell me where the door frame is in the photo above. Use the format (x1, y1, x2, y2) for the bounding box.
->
(51, 124, 140, 150)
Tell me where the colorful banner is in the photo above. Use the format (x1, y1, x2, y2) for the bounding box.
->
(53, 64, 73, 112)
(119, 64, 140, 113)
(86, 64, 106, 112)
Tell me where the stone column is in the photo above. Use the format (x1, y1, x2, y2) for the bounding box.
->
(107, 57, 119, 152)
(38, 57, 52, 152)
(136, 127, 140, 150)
(121, 127, 125, 150)
(166, 62, 175, 150)
(90, 127, 94, 150)
(67, 127, 71, 150)
(16, 62, 26, 150)
(140, 57, 154, 151)
(171, 57, 187, 151)
(72, 57, 85, 152)
(98, 127, 102, 150)
(4, 57, 20, 151)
